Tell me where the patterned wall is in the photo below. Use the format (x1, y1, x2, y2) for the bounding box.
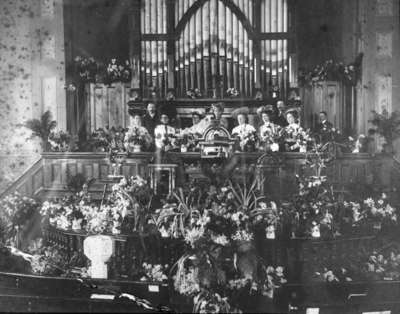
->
(0, 0, 66, 194)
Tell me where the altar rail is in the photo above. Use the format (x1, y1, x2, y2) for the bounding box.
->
(1, 152, 397, 201)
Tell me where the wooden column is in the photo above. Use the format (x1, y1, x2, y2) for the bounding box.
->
(253, 0, 262, 94)
(166, 0, 176, 93)
(129, 0, 141, 95)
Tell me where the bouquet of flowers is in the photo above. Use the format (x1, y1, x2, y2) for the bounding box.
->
(365, 250, 400, 281)
(259, 126, 282, 152)
(124, 127, 150, 151)
(48, 130, 72, 152)
(187, 88, 202, 99)
(105, 58, 132, 84)
(250, 201, 282, 239)
(361, 193, 397, 230)
(226, 88, 240, 98)
(298, 54, 363, 86)
(90, 128, 111, 152)
(0, 192, 40, 246)
(140, 262, 168, 282)
(74, 56, 99, 83)
(174, 133, 197, 152)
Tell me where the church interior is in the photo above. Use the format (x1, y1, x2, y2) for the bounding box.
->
(0, 0, 400, 313)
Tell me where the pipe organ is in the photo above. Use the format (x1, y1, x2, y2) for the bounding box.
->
(138, 0, 293, 100)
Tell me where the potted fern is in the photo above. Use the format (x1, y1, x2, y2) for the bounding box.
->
(369, 109, 400, 154)
(22, 110, 57, 152)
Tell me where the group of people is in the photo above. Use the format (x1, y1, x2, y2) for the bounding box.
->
(125, 100, 333, 152)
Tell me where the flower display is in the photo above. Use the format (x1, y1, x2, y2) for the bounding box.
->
(298, 54, 363, 86)
(40, 176, 154, 235)
(106, 58, 132, 83)
(187, 88, 202, 99)
(0, 193, 39, 246)
(226, 88, 240, 98)
(74, 56, 99, 82)
(140, 262, 168, 282)
(48, 130, 73, 152)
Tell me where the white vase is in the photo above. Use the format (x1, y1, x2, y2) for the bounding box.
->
(300, 145, 307, 153)
(181, 145, 188, 153)
(266, 225, 276, 239)
(133, 144, 141, 153)
(311, 224, 321, 238)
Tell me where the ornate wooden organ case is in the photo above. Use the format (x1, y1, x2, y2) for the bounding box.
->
(129, 0, 296, 102)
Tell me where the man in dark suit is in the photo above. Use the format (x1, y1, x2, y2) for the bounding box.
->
(315, 111, 333, 133)
(273, 100, 289, 127)
(315, 111, 334, 143)
(142, 102, 159, 136)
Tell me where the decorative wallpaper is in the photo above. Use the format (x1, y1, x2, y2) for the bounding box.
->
(0, 0, 65, 194)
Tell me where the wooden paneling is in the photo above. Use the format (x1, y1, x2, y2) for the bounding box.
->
(86, 83, 130, 135)
(1, 152, 397, 202)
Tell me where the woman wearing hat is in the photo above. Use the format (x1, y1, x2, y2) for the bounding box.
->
(231, 108, 257, 151)
(258, 109, 281, 152)
(284, 109, 303, 152)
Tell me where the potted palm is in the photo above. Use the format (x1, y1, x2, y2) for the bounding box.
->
(22, 110, 57, 152)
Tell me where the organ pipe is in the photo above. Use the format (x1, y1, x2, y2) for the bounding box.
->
(139, 0, 289, 99)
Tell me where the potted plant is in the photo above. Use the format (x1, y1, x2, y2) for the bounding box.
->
(369, 109, 400, 154)
(22, 110, 57, 151)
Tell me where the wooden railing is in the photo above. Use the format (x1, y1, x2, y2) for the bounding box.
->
(0, 152, 395, 200)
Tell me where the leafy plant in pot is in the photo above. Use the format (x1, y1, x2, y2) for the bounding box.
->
(22, 110, 57, 152)
(369, 109, 400, 154)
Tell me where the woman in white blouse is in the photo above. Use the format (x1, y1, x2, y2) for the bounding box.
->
(231, 113, 256, 139)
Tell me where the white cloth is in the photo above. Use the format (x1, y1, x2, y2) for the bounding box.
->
(154, 124, 176, 149)
(231, 124, 256, 139)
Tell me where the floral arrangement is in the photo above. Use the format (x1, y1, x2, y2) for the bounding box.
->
(226, 88, 240, 98)
(153, 179, 288, 312)
(105, 58, 132, 84)
(369, 109, 400, 153)
(124, 126, 151, 151)
(250, 201, 282, 239)
(40, 176, 154, 235)
(298, 54, 363, 86)
(259, 126, 283, 153)
(174, 133, 198, 152)
(187, 88, 202, 99)
(0, 192, 40, 246)
(282, 126, 313, 152)
(48, 130, 73, 152)
(74, 56, 99, 83)
(140, 262, 168, 282)
(341, 193, 397, 233)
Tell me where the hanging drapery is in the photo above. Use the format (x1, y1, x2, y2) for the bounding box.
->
(140, 0, 290, 99)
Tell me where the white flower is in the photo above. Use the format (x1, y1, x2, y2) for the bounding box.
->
(211, 234, 229, 246)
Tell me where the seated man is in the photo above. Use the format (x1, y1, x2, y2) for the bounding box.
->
(154, 111, 176, 151)
(142, 102, 159, 136)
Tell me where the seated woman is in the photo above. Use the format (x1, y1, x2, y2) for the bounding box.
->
(124, 114, 153, 152)
(231, 111, 257, 152)
(258, 109, 281, 152)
